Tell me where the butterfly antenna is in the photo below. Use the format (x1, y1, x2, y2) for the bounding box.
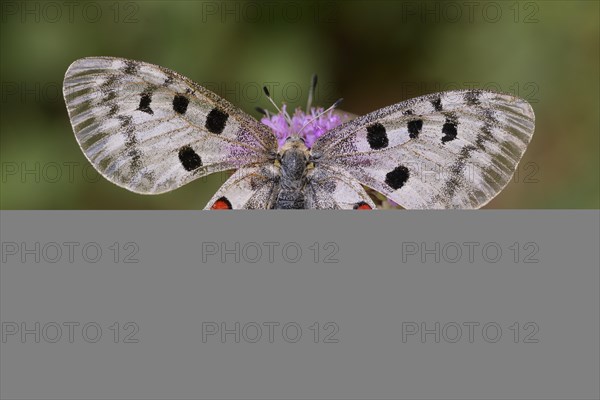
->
(255, 107, 268, 116)
(255, 106, 269, 118)
(306, 74, 318, 112)
(297, 97, 343, 136)
(263, 86, 292, 126)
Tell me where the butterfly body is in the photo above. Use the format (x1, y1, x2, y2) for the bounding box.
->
(63, 57, 535, 209)
(272, 136, 311, 209)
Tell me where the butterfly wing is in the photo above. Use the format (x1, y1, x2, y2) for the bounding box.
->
(304, 166, 377, 209)
(204, 164, 280, 209)
(63, 57, 277, 194)
(311, 90, 535, 209)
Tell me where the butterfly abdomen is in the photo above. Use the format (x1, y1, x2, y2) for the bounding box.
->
(273, 190, 305, 209)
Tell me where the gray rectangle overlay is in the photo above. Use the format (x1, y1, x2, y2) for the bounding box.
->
(1, 210, 599, 399)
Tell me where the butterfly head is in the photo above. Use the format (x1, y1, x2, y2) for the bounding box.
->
(279, 134, 308, 154)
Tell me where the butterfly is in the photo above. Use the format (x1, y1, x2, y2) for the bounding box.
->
(63, 57, 535, 209)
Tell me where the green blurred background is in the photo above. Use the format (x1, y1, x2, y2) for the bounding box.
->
(1, 0, 598, 209)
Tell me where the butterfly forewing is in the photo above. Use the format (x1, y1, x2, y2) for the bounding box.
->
(311, 90, 535, 209)
(63, 57, 277, 194)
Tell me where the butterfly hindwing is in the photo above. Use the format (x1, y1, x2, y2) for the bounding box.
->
(304, 166, 377, 209)
(63, 57, 277, 194)
(204, 164, 280, 209)
(311, 90, 535, 209)
(205, 164, 376, 210)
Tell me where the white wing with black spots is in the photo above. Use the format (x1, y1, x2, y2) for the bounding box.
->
(311, 90, 535, 209)
(203, 164, 280, 209)
(63, 57, 277, 194)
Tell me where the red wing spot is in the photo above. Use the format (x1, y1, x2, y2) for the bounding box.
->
(211, 196, 233, 210)
(353, 202, 372, 210)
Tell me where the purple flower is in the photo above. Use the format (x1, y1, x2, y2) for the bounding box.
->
(261, 105, 348, 148)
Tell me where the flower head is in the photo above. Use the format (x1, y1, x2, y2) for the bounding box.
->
(261, 105, 348, 148)
(258, 75, 348, 148)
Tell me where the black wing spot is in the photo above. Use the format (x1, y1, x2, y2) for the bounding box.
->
(178, 146, 202, 171)
(441, 120, 458, 143)
(137, 92, 153, 115)
(205, 108, 229, 134)
(431, 97, 443, 111)
(366, 122, 389, 150)
(173, 94, 189, 114)
(407, 119, 423, 139)
(385, 165, 410, 190)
